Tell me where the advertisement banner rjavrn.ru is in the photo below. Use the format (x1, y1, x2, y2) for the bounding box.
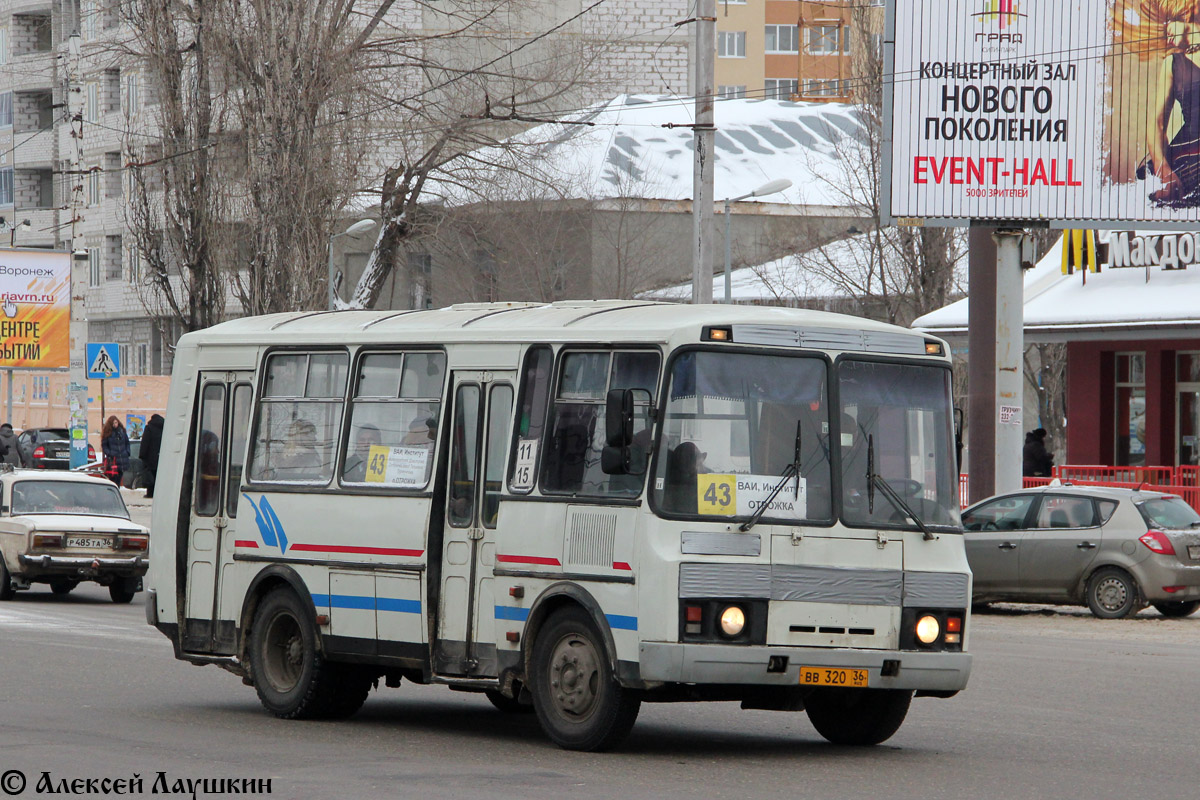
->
(885, 1, 1200, 227)
(0, 249, 70, 369)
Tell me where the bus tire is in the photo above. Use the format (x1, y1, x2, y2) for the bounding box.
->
(249, 587, 339, 719)
(805, 688, 912, 746)
(530, 607, 640, 751)
(323, 665, 375, 719)
(485, 689, 534, 714)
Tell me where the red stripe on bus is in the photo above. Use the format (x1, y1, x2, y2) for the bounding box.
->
(612, 561, 632, 571)
(497, 554, 562, 567)
(289, 544, 425, 557)
(234, 540, 259, 549)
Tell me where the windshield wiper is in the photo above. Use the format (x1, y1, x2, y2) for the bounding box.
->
(866, 434, 936, 541)
(740, 421, 802, 533)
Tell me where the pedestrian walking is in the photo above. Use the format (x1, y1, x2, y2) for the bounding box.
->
(0, 423, 20, 468)
(140, 414, 165, 497)
(1022, 428, 1055, 477)
(101, 416, 131, 486)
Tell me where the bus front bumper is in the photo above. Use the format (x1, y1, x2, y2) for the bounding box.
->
(639, 642, 971, 692)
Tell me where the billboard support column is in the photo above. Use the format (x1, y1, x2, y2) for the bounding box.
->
(967, 226, 997, 504)
(994, 228, 1026, 494)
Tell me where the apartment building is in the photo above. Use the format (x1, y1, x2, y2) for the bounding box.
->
(716, 0, 884, 102)
(0, 0, 691, 377)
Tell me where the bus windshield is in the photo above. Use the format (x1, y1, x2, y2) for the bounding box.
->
(652, 350, 834, 523)
(650, 350, 961, 531)
(838, 359, 961, 530)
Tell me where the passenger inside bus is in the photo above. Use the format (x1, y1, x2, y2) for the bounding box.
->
(342, 424, 383, 483)
(402, 416, 437, 447)
(274, 419, 323, 480)
(663, 441, 708, 513)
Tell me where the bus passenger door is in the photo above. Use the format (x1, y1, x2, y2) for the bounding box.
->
(435, 371, 514, 677)
(182, 373, 254, 655)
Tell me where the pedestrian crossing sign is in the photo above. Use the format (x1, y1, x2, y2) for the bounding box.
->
(86, 342, 120, 379)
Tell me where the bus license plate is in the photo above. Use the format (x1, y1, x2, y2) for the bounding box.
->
(66, 536, 110, 549)
(799, 667, 868, 688)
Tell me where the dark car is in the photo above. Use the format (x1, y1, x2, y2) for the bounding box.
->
(16, 428, 96, 470)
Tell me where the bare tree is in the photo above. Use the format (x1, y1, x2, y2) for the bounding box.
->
(343, 0, 624, 309)
(123, 0, 230, 333)
(216, 0, 396, 314)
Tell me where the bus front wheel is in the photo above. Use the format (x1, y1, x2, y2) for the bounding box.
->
(248, 588, 371, 719)
(805, 687, 912, 746)
(530, 607, 640, 751)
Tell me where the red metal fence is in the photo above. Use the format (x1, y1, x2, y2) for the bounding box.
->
(960, 465, 1200, 512)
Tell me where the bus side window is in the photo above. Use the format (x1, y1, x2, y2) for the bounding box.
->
(248, 351, 348, 484)
(341, 351, 445, 487)
(509, 346, 552, 493)
(541, 349, 659, 498)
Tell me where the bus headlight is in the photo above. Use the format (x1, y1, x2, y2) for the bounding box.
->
(719, 605, 746, 637)
(915, 614, 940, 645)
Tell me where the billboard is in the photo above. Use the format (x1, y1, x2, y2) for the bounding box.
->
(885, 1, 1200, 227)
(0, 249, 70, 369)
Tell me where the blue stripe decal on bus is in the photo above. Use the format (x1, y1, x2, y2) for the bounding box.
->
(605, 614, 638, 631)
(495, 606, 530, 622)
(310, 594, 421, 614)
(376, 597, 422, 614)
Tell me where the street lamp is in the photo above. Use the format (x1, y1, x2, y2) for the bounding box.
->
(722, 178, 792, 304)
(10, 219, 31, 247)
(328, 218, 378, 310)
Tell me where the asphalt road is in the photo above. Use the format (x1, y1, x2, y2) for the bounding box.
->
(0, 493, 1195, 799)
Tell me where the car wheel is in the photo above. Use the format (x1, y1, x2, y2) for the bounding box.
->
(0, 559, 14, 601)
(109, 579, 137, 604)
(1086, 567, 1140, 619)
(805, 687, 913, 746)
(248, 588, 369, 719)
(485, 689, 534, 714)
(530, 607, 640, 751)
(50, 579, 77, 595)
(1152, 600, 1200, 618)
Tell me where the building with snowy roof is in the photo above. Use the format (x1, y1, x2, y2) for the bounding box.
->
(913, 231, 1200, 472)
(346, 95, 872, 308)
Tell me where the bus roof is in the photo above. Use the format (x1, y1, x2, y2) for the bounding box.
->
(184, 301, 946, 354)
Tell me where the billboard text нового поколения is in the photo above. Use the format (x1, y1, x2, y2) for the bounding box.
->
(0, 249, 70, 368)
(886, 0, 1200, 226)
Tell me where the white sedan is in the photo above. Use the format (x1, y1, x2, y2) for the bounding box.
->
(0, 470, 149, 603)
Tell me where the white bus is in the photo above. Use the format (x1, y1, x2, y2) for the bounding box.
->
(147, 301, 971, 751)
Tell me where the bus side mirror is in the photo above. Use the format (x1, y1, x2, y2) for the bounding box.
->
(600, 388, 648, 474)
(605, 389, 635, 448)
(954, 407, 964, 471)
(602, 389, 635, 475)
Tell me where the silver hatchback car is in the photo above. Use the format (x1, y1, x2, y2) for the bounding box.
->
(962, 485, 1200, 618)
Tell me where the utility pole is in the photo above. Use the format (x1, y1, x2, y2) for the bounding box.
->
(65, 31, 90, 469)
(691, 0, 716, 304)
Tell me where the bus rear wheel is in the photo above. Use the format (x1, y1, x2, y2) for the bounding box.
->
(530, 607, 640, 751)
(805, 688, 912, 746)
(249, 588, 370, 719)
